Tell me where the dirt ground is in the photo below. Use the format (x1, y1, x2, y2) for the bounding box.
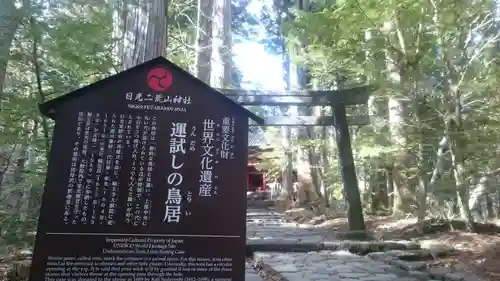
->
(283, 208, 500, 281)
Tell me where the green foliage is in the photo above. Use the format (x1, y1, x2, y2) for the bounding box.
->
(0, 0, 288, 252)
(0, 0, 118, 249)
(168, 0, 197, 70)
(275, 0, 500, 220)
(0, 0, 499, 252)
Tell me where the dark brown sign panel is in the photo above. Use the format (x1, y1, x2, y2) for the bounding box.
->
(31, 57, 263, 281)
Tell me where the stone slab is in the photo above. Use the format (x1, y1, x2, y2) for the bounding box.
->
(253, 251, 429, 281)
(246, 208, 485, 281)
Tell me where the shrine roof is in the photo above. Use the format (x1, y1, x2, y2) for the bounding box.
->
(248, 127, 266, 148)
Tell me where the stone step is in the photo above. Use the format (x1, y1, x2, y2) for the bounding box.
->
(366, 250, 488, 281)
(390, 260, 428, 271)
(366, 248, 454, 262)
(246, 220, 287, 225)
(247, 240, 421, 254)
(251, 251, 439, 281)
(246, 213, 283, 217)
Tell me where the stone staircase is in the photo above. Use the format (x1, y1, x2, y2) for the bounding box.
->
(246, 208, 487, 281)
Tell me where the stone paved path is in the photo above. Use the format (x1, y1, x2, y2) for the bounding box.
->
(247, 208, 338, 244)
(245, 207, 439, 281)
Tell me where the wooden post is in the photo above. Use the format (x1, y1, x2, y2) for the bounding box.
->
(331, 78, 366, 231)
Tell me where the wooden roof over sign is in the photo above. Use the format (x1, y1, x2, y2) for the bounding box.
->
(39, 56, 265, 125)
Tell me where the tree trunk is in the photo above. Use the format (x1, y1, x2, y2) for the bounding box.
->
(306, 126, 322, 198)
(386, 166, 394, 209)
(210, 0, 231, 87)
(295, 67, 320, 205)
(281, 127, 294, 198)
(0, 0, 27, 99)
(1, 121, 31, 209)
(370, 166, 388, 213)
(427, 136, 449, 192)
(414, 96, 431, 234)
(292, 0, 320, 206)
(0, 144, 16, 190)
(193, 0, 213, 83)
(19, 121, 38, 238)
(449, 121, 475, 230)
(1, 145, 22, 206)
(469, 175, 490, 221)
(295, 115, 320, 205)
(389, 97, 408, 218)
(494, 174, 500, 218)
(442, 82, 474, 230)
(450, 145, 474, 230)
(382, 19, 412, 218)
(319, 106, 330, 205)
(115, 0, 168, 69)
(364, 29, 392, 210)
(308, 79, 324, 199)
(415, 143, 427, 233)
(280, 30, 293, 199)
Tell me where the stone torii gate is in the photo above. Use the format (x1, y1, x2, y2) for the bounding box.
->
(218, 86, 374, 231)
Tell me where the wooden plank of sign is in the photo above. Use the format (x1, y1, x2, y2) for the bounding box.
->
(248, 115, 370, 126)
(219, 86, 373, 106)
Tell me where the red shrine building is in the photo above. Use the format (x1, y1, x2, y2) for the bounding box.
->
(247, 149, 267, 192)
(246, 128, 270, 199)
(245, 127, 298, 200)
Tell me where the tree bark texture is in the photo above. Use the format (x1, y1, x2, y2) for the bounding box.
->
(210, 0, 232, 87)
(193, 0, 213, 83)
(0, 0, 26, 100)
(114, 0, 168, 70)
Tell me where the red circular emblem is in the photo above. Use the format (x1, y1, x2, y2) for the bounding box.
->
(147, 67, 172, 91)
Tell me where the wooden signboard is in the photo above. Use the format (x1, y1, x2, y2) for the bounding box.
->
(31, 57, 263, 281)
